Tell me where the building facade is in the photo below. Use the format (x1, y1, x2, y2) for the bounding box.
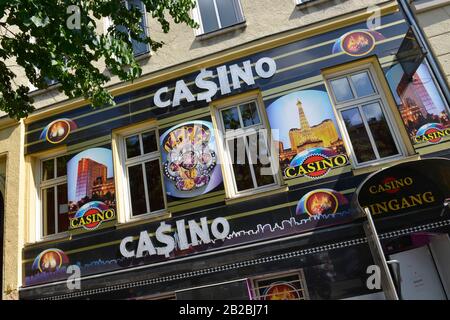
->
(1, 0, 450, 300)
(411, 0, 450, 86)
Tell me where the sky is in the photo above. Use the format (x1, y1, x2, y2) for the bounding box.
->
(266, 90, 340, 149)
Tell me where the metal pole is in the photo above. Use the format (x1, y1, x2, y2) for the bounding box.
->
(387, 260, 403, 300)
(363, 207, 399, 300)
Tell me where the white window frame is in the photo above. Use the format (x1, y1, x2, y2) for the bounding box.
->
(192, 0, 245, 36)
(103, 0, 150, 57)
(325, 64, 407, 168)
(119, 127, 168, 222)
(214, 96, 282, 199)
(38, 155, 70, 240)
(250, 269, 310, 300)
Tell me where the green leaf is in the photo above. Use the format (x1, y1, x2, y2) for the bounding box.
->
(30, 15, 49, 27)
(0, 0, 197, 120)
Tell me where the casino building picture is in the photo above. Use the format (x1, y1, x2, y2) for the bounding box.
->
(1, 0, 450, 300)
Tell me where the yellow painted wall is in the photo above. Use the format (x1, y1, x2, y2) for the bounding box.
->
(0, 121, 25, 300)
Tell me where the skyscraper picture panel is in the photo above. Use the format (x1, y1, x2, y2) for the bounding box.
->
(67, 147, 116, 231)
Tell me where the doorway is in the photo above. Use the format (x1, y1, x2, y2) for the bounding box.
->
(385, 232, 450, 300)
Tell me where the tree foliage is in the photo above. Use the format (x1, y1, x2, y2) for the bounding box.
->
(0, 0, 198, 120)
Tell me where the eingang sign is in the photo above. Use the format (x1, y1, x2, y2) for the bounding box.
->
(355, 158, 450, 217)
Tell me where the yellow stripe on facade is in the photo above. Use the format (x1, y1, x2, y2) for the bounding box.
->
(168, 190, 225, 207)
(25, 17, 406, 139)
(262, 54, 401, 102)
(66, 135, 112, 153)
(169, 194, 226, 214)
(158, 107, 212, 129)
(262, 75, 325, 98)
(25, 33, 406, 148)
(22, 183, 357, 263)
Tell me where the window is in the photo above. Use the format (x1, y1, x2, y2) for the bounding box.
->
(39, 155, 71, 237)
(43, 77, 59, 87)
(215, 97, 281, 198)
(106, 0, 150, 57)
(326, 66, 405, 167)
(251, 270, 309, 300)
(28, 37, 59, 91)
(30, 66, 59, 91)
(194, 0, 245, 35)
(123, 129, 166, 219)
(29, 77, 58, 92)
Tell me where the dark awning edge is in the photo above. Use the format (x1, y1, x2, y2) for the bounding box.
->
(23, 218, 450, 300)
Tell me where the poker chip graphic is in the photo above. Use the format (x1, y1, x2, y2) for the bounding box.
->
(296, 189, 348, 217)
(32, 248, 69, 273)
(160, 121, 222, 198)
(333, 29, 385, 56)
(263, 282, 300, 300)
(40, 118, 77, 144)
(163, 125, 216, 191)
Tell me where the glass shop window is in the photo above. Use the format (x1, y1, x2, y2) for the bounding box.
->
(326, 67, 405, 167)
(40, 155, 72, 237)
(194, 0, 245, 35)
(216, 99, 281, 198)
(385, 61, 450, 145)
(124, 129, 166, 219)
(250, 270, 310, 300)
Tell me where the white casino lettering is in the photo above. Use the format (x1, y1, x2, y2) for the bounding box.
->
(119, 217, 230, 258)
(154, 57, 277, 108)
